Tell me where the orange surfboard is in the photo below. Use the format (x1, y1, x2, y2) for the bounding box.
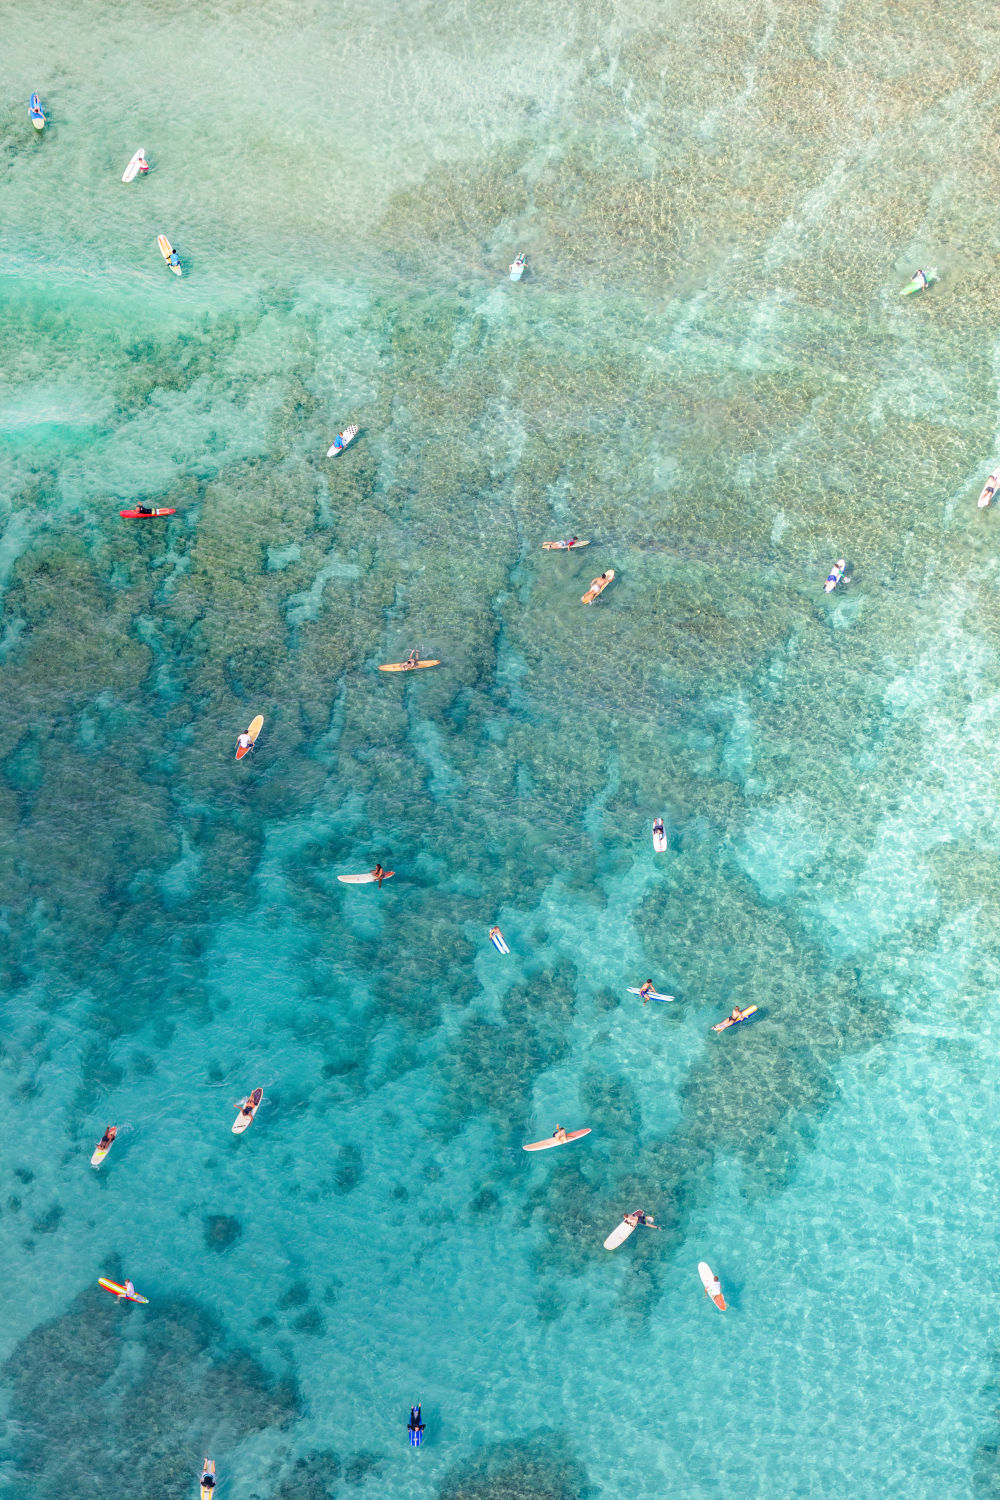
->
(581, 570, 614, 604)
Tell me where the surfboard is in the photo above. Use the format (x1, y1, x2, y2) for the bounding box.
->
(326, 424, 359, 457)
(236, 714, 263, 760)
(90, 1128, 117, 1167)
(604, 1217, 639, 1250)
(712, 1004, 758, 1032)
(378, 660, 440, 672)
(626, 986, 674, 1002)
(509, 254, 525, 281)
(652, 820, 667, 853)
(122, 149, 146, 183)
(581, 570, 614, 604)
(699, 1261, 727, 1310)
(542, 539, 590, 551)
(99, 1277, 148, 1304)
(157, 234, 182, 275)
(29, 94, 45, 131)
(978, 470, 1000, 509)
(200, 1460, 216, 1500)
(232, 1086, 263, 1134)
(523, 1128, 591, 1151)
(337, 870, 394, 884)
(490, 927, 510, 954)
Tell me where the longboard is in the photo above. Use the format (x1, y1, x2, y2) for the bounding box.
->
(626, 986, 674, 1002)
(99, 1277, 148, 1304)
(490, 927, 510, 954)
(378, 660, 440, 672)
(122, 149, 146, 182)
(327, 424, 359, 457)
(157, 234, 182, 275)
(236, 714, 263, 760)
(337, 870, 394, 884)
(712, 1004, 758, 1032)
(91, 1129, 117, 1167)
(604, 1218, 638, 1250)
(542, 539, 589, 550)
(699, 1261, 727, 1310)
(232, 1086, 263, 1134)
(200, 1460, 216, 1500)
(582, 570, 614, 604)
(523, 1128, 591, 1151)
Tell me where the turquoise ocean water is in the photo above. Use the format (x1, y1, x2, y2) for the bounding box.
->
(4, 1, 1000, 1495)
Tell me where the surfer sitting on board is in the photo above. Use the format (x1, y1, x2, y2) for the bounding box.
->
(638, 980, 655, 1004)
(371, 863, 387, 888)
(553, 1125, 568, 1142)
(729, 1007, 743, 1022)
(408, 1405, 424, 1437)
(138, 155, 149, 175)
(97, 1126, 116, 1150)
(236, 730, 254, 755)
(913, 269, 927, 290)
(121, 1279, 137, 1302)
(705, 1273, 722, 1300)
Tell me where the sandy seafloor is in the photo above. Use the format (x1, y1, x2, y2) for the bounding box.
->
(4, 0, 1000, 1496)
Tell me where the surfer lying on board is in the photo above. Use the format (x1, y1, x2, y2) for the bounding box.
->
(401, 650, 421, 670)
(97, 1126, 117, 1151)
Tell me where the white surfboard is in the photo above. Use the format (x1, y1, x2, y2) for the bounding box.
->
(699, 1260, 727, 1309)
(490, 927, 510, 954)
(604, 1217, 639, 1250)
(122, 149, 146, 183)
(232, 1087, 263, 1134)
(326, 424, 359, 457)
(626, 986, 674, 1002)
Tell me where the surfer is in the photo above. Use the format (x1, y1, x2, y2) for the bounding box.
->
(138, 155, 149, 175)
(236, 730, 254, 755)
(200, 1462, 215, 1492)
(552, 1125, 568, 1142)
(168, 249, 181, 269)
(371, 863, 387, 887)
(97, 1125, 117, 1151)
(729, 1007, 743, 1022)
(705, 1272, 723, 1300)
(121, 1279, 137, 1302)
(630, 1210, 659, 1230)
(401, 649, 420, 670)
(238, 1095, 256, 1121)
(638, 980, 655, 1004)
(912, 269, 927, 291)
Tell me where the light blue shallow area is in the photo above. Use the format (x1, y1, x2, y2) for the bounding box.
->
(4, 1, 1000, 1497)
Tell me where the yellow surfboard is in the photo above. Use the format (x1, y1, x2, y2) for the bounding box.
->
(378, 660, 440, 672)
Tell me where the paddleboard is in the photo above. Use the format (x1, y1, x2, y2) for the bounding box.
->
(542, 538, 589, 550)
(326, 424, 359, 457)
(509, 253, 525, 281)
(157, 234, 182, 276)
(120, 507, 175, 519)
(337, 870, 394, 884)
(652, 819, 667, 853)
(582, 570, 614, 604)
(200, 1459, 216, 1500)
(379, 660, 440, 672)
(99, 1277, 148, 1304)
(712, 1004, 758, 1032)
(978, 470, 1000, 509)
(29, 94, 45, 131)
(90, 1128, 117, 1167)
(900, 267, 937, 296)
(122, 149, 146, 183)
(236, 714, 263, 760)
(232, 1086, 263, 1134)
(523, 1128, 591, 1151)
(604, 1217, 638, 1250)
(626, 986, 674, 1002)
(699, 1261, 727, 1310)
(490, 927, 510, 954)
(824, 559, 846, 593)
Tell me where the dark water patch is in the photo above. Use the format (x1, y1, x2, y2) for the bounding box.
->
(204, 1214, 242, 1252)
(343, 1450, 382, 1485)
(333, 1143, 363, 1196)
(3, 1284, 300, 1498)
(30, 1203, 63, 1235)
(13, 1166, 34, 1184)
(273, 1449, 341, 1500)
(292, 1306, 324, 1335)
(437, 1431, 593, 1500)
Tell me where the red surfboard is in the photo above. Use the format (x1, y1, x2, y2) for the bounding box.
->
(119, 508, 176, 519)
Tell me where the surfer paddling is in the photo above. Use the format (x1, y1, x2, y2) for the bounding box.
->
(401, 650, 422, 670)
(624, 1210, 660, 1231)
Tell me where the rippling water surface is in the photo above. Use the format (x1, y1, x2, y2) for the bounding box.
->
(4, 2, 1000, 1496)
